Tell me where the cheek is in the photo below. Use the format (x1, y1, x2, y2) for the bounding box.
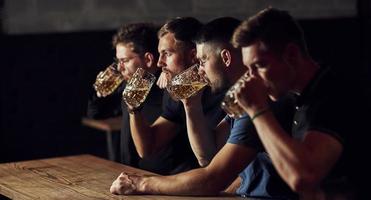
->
(204, 66, 211, 78)
(125, 63, 138, 75)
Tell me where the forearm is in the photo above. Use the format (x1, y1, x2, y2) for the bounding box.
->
(129, 112, 155, 157)
(252, 111, 319, 191)
(138, 168, 227, 195)
(185, 106, 216, 167)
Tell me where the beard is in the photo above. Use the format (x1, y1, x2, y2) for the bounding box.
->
(210, 75, 230, 94)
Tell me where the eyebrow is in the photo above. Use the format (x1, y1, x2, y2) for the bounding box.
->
(160, 48, 176, 53)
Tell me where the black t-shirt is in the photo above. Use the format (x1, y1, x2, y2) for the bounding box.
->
(160, 86, 227, 173)
(86, 83, 124, 119)
(120, 81, 165, 173)
(87, 72, 172, 175)
(292, 66, 370, 198)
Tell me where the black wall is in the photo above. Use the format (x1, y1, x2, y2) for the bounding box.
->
(0, 30, 116, 162)
(0, 18, 369, 163)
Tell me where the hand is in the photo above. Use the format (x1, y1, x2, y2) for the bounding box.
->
(110, 172, 142, 195)
(96, 91, 103, 97)
(181, 87, 204, 110)
(234, 75, 269, 116)
(156, 69, 172, 89)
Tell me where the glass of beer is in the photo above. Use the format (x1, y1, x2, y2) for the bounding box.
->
(122, 68, 156, 108)
(166, 63, 208, 101)
(220, 72, 249, 119)
(93, 63, 124, 97)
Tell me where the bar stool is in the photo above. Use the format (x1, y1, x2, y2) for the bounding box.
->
(81, 116, 122, 161)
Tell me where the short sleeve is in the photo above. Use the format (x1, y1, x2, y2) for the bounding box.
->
(160, 91, 185, 124)
(227, 114, 263, 151)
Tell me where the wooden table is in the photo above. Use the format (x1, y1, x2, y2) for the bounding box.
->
(82, 117, 122, 161)
(0, 155, 246, 200)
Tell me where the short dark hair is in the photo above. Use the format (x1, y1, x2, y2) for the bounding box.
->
(194, 17, 241, 47)
(158, 17, 202, 50)
(232, 8, 309, 56)
(112, 23, 159, 58)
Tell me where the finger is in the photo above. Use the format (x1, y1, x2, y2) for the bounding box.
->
(156, 78, 161, 87)
(110, 184, 118, 194)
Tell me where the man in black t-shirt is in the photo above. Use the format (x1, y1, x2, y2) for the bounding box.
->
(122, 17, 227, 175)
(88, 23, 173, 174)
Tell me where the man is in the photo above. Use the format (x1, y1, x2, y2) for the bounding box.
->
(88, 23, 168, 174)
(125, 17, 227, 174)
(110, 17, 297, 199)
(232, 8, 369, 199)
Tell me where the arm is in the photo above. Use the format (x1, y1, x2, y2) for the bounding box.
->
(130, 112, 178, 158)
(252, 114, 342, 193)
(234, 76, 343, 193)
(111, 143, 257, 195)
(87, 82, 123, 119)
(182, 93, 229, 167)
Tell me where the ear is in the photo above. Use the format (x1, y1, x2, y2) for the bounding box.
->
(144, 52, 154, 68)
(220, 49, 232, 67)
(283, 43, 301, 66)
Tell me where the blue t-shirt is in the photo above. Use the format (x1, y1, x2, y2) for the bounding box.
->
(227, 96, 298, 199)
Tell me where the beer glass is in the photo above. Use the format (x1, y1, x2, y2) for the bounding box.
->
(93, 63, 124, 97)
(122, 68, 156, 108)
(166, 63, 208, 101)
(221, 72, 249, 119)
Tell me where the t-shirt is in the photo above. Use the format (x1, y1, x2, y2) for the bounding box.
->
(227, 95, 297, 199)
(292, 66, 370, 198)
(160, 86, 227, 173)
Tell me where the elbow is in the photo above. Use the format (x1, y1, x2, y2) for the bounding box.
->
(197, 152, 215, 167)
(136, 147, 151, 159)
(137, 151, 145, 159)
(198, 159, 210, 167)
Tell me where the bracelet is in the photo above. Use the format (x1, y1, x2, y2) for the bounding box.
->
(251, 107, 270, 121)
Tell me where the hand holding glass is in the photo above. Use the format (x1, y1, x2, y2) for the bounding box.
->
(166, 63, 208, 101)
(93, 63, 124, 97)
(122, 68, 156, 108)
(221, 73, 249, 119)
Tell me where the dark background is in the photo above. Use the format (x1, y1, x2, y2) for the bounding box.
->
(1, 4, 370, 163)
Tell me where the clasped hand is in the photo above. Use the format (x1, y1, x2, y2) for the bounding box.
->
(234, 75, 269, 115)
(110, 172, 141, 195)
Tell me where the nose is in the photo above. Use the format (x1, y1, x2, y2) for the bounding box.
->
(116, 62, 124, 71)
(157, 54, 165, 68)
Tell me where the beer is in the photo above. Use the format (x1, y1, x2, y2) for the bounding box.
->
(122, 87, 151, 108)
(220, 72, 250, 119)
(93, 64, 124, 97)
(221, 92, 246, 119)
(167, 82, 207, 100)
(122, 68, 156, 108)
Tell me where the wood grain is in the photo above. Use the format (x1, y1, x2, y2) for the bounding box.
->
(0, 155, 246, 200)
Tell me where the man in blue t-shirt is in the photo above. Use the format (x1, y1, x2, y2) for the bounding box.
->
(110, 17, 297, 199)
